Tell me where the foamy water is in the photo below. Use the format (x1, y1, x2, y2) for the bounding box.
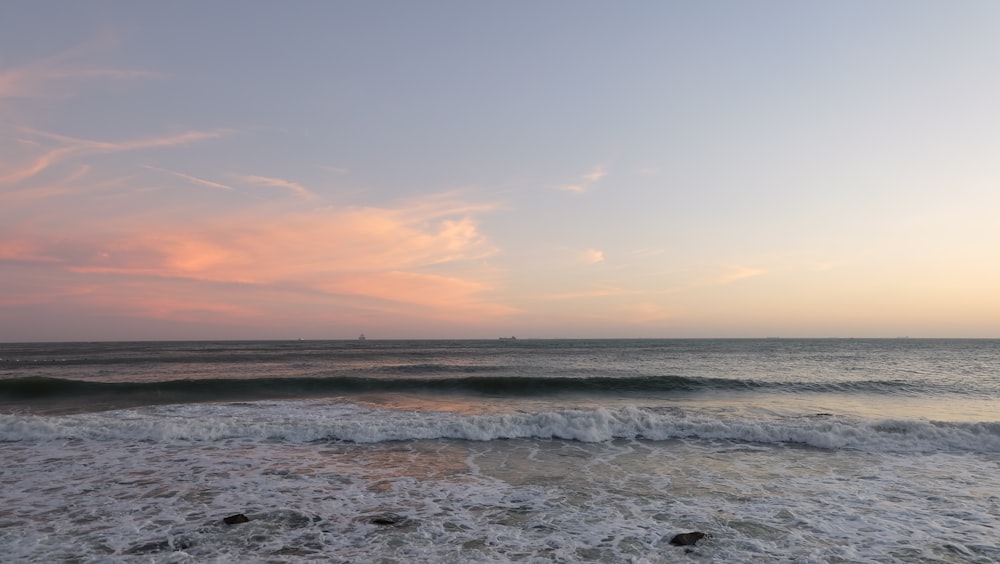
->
(1, 400, 998, 563)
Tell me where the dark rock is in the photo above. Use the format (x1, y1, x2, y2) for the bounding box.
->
(223, 513, 250, 525)
(669, 531, 706, 546)
(365, 512, 406, 526)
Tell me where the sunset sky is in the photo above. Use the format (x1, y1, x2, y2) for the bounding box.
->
(3, 1, 999, 341)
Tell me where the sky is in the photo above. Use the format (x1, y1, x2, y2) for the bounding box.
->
(2, 1, 999, 341)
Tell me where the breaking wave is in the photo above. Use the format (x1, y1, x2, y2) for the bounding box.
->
(2, 402, 997, 453)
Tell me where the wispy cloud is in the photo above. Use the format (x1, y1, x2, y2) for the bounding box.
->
(0, 34, 173, 194)
(23, 127, 231, 152)
(0, 127, 233, 185)
(239, 174, 316, 199)
(142, 165, 234, 191)
(0, 144, 77, 185)
(581, 167, 607, 183)
(0, 34, 164, 100)
(558, 165, 607, 194)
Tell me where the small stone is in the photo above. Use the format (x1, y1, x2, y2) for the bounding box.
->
(223, 513, 250, 525)
(669, 531, 706, 546)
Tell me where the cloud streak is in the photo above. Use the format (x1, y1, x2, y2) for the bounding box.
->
(239, 174, 316, 199)
(1, 128, 233, 186)
(142, 165, 234, 191)
(0, 34, 164, 100)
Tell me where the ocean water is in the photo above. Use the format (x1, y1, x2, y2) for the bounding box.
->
(1, 339, 998, 563)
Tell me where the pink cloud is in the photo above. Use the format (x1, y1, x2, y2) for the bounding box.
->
(0, 39, 516, 336)
(0, 240, 58, 263)
(1, 193, 512, 326)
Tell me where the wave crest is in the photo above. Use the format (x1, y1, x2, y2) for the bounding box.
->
(2, 403, 998, 453)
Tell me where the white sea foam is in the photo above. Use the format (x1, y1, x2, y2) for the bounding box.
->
(2, 401, 999, 453)
(1, 427, 998, 562)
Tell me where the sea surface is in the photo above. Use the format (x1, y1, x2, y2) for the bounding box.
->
(1, 338, 998, 563)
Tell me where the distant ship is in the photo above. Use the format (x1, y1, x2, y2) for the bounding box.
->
(358, 334, 367, 341)
(499, 336, 516, 341)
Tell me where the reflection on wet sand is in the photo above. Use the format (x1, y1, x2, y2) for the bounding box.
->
(351, 392, 509, 415)
(319, 440, 474, 483)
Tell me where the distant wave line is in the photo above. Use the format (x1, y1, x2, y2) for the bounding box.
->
(0, 374, 943, 405)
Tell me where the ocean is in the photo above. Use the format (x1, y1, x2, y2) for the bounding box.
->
(1, 339, 998, 563)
